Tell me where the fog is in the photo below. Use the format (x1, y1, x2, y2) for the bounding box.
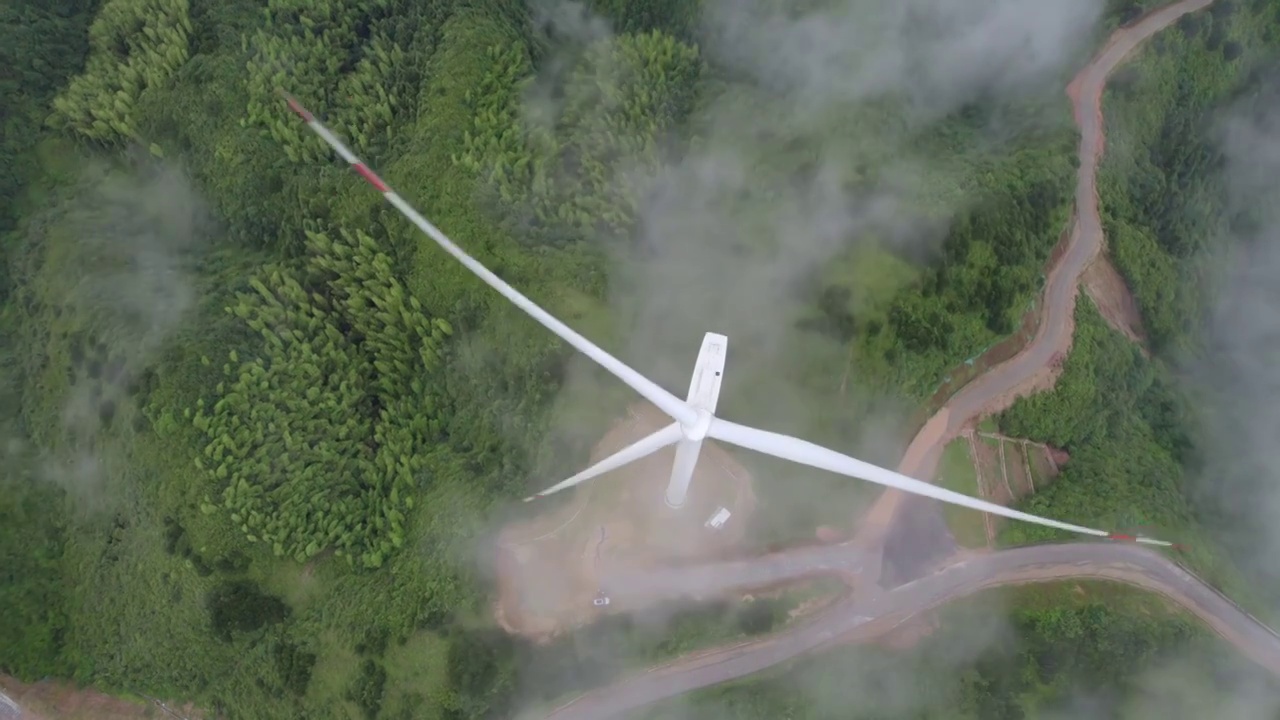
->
(702, 0, 1103, 119)
(607, 0, 1102, 413)
(1146, 62, 1280, 717)
(520, 0, 1106, 470)
(32, 161, 208, 511)
(1190, 68, 1280, 592)
(504, 0, 1110, 715)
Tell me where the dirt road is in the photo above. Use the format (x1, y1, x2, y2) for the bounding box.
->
(536, 542, 1279, 720)
(535, 1, 1253, 717)
(853, 0, 1215, 558)
(599, 543, 872, 610)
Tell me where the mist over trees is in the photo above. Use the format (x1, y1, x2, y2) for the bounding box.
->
(1, 0, 1279, 718)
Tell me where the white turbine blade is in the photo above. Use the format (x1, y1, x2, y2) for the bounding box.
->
(280, 93, 698, 428)
(524, 422, 685, 502)
(708, 419, 1174, 547)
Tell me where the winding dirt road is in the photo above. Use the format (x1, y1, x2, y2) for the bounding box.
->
(539, 544, 1280, 720)
(540, 543, 1280, 717)
(534, 0, 1273, 717)
(852, 0, 1216, 557)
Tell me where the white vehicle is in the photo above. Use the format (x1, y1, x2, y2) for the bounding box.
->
(704, 507, 731, 530)
(592, 593, 611, 607)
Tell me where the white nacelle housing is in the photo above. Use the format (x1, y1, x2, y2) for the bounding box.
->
(664, 333, 728, 509)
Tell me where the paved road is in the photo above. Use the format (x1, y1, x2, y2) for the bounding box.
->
(534, 0, 1260, 717)
(539, 543, 1280, 719)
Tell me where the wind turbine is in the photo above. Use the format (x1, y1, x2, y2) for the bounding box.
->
(282, 92, 1174, 548)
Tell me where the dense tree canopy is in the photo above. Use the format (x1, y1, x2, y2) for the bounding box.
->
(243, 0, 414, 164)
(454, 28, 702, 243)
(190, 226, 452, 568)
(51, 0, 192, 144)
(1, 0, 1277, 717)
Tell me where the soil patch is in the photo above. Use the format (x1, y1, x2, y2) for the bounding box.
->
(1003, 441, 1034, 500)
(0, 676, 203, 720)
(494, 403, 758, 640)
(968, 432, 1066, 538)
(969, 433, 1006, 544)
(815, 526, 843, 544)
(1083, 256, 1148, 349)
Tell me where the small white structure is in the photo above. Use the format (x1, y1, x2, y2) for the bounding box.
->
(704, 507, 731, 530)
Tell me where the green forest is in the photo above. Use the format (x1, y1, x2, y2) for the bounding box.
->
(2, 0, 1279, 717)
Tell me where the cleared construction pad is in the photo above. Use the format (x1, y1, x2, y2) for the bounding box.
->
(495, 403, 758, 640)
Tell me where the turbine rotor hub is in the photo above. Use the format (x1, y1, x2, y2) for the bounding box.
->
(682, 408, 714, 442)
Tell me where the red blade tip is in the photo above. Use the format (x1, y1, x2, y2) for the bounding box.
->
(353, 163, 390, 193)
(282, 94, 313, 122)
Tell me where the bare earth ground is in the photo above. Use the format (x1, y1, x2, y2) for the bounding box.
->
(1001, 440, 1033, 501)
(0, 676, 201, 720)
(967, 431, 1064, 545)
(967, 427, 1008, 540)
(494, 403, 759, 639)
(971, 349, 1069, 428)
(1083, 256, 1148, 348)
(854, 270, 1072, 552)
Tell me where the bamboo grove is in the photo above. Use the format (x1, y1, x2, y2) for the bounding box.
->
(49, 0, 192, 144)
(242, 0, 412, 165)
(190, 226, 452, 569)
(452, 30, 702, 243)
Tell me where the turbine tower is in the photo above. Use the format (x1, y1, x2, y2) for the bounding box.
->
(283, 93, 1174, 548)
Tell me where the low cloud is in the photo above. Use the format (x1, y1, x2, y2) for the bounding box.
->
(30, 160, 210, 509)
(1190, 68, 1280, 593)
(702, 0, 1104, 120)
(504, 0, 1110, 715)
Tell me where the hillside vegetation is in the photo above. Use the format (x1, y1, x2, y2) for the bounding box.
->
(2, 0, 1276, 718)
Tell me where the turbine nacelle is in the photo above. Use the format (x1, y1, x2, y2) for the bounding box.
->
(680, 408, 714, 442)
